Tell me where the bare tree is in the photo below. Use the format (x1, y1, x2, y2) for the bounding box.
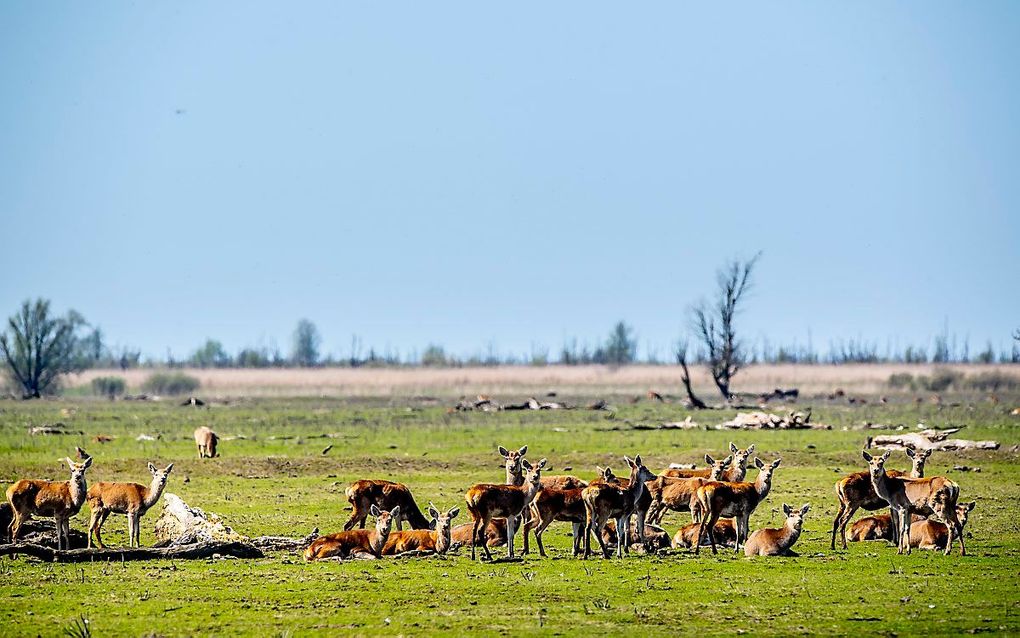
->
(674, 339, 707, 409)
(692, 253, 761, 401)
(0, 299, 88, 398)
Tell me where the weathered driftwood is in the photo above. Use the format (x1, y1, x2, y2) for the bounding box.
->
(154, 493, 247, 545)
(452, 395, 577, 412)
(0, 540, 263, 562)
(867, 428, 1000, 452)
(250, 529, 319, 552)
(659, 416, 700, 430)
(715, 410, 829, 430)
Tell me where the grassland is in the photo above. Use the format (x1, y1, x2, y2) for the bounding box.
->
(1, 389, 1019, 636)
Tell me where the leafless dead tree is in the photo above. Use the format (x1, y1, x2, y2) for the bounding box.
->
(674, 339, 707, 409)
(691, 253, 761, 401)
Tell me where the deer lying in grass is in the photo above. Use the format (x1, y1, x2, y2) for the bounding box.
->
(6, 455, 93, 549)
(602, 519, 671, 553)
(693, 457, 782, 554)
(382, 504, 459, 556)
(645, 457, 728, 525)
(909, 502, 975, 551)
(673, 519, 737, 550)
(451, 519, 507, 549)
(830, 448, 930, 549)
(304, 505, 399, 560)
(343, 479, 431, 531)
(744, 503, 809, 557)
(466, 458, 546, 560)
(848, 512, 924, 542)
(86, 462, 173, 548)
(523, 467, 614, 557)
(862, 451, 965, 555)
(582, 456, 655, 559)
(194, 426, 219, 458)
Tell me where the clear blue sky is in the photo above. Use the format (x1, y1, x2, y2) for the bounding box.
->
(1, 2, 1018, 361)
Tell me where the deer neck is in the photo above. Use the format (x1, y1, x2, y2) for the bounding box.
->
(909, 464, 924, 479)
(507, 466, 524, 486)
(627, 469, 650, 506)
(781, 520, 802, 548)
(870, 471, 892, 501)
(754, 471, 772, 501)
(521, 480, 542, 507)
(369, 527, 391, 556)
(142, 476, 166, 510)
(435, 526, 451, 554)
(68, 474, 87, 509)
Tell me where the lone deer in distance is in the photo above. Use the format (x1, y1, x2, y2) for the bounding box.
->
(304, 505, 400, 561)
(6, 455, 93, 549)
(86, 462, 174, 548)
(194, 426, 219, 458)
(744, 503, 809, 557)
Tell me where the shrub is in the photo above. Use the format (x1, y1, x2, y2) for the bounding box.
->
(142, 372, 200, 395)
(887, 373, 915, 390)
(964, 371, 1020, 392)
(90, 376, 126, 399)
(922, 368, 963, 393)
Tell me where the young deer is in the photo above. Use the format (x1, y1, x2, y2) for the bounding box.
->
(382, 504, 459, 555)
(909, 502, 975, 551)
(862, 451, 964, 555)
(645, 456, 728, 525)
(744, 503, 810, 557)
(343, 479, 431, 531)
(830, 448, 930, 549)
(661, 443, 754, 482)
(465, 458, 547, 560)
(693, 457, 782, 554)
(86, 462, 174, 548)
(582, 456, 655, 559)
(673, 519, 737, 550)
(304, 505, 399, 560)
(6, 455, 93, 549)
(523, 467, 616, 557)
(194, 426, 219, 458)
(451, 518, 507, 549)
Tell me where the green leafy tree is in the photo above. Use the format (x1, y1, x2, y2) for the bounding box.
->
(604, 321, 637, 365)
(189, 339, 231, 368)
(0, 299, 89, 398)
(291, 319, 321, 367)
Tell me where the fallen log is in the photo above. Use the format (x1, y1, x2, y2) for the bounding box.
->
(251, 529, 319, 552)
(0, 540, 263, 562)
(867, 433, 1000, 452)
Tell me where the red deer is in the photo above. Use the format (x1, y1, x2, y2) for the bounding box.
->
(465, 458, 547, 560)
(909, 502, 975, 551)
(830, 448, 930, 549)
(602, 519, 671, 553)
(673, 519, 738, 550)
(382, 504, 459, 556)
(661, 443, 754, 482)
(6, 455, 93, 549)
(451, 519, 507, 549)
(194, 426, 219, 458)
(501, 445, 585, 489)
(848, 512, 924, 542)
(862, 451, 965, 555)
(582, 456, 655, 559)
(86, 462, 174, 548)
(304, 505, 399, 560)
(343, 480, 431, 531)
(645, 457, 728, 525)
(522, 469, 606, 557)
(693, 457, 782, 554)
(744, 503, 809, 557)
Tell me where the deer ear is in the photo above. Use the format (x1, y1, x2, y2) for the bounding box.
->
(723, 455, 733, 465)
(596, 466, 605, 477)
(905, 448, 915, 458)
(390, 506, 401, 518)
(800, 504, 810, 515)
(64, 457, 75, 469)
(498, 446, 509, 458)
(966, 501, 976, 511)
(747, 444, 755, 454)
(783, 504, 792, 516)
(165, 463, 174, 473)
(518, 445, 528, 456)
(729, 442, 737, 453)
(428, 506, 440, 519)
(754, 457, 764, 469)
(82, 455, 92, 469)
(881, 451, 891, 462)
(448, 507, 460, 519)
(862, 451, 873, 462)
(625, 456, 636, 469)
(148, 462, 158, 474)
(704, 454, 715, 464)
(538, 458, 548, 469)
(772, 459, 782, 469)
(634, 455, 642, 467)
(370, 505, 381, 517)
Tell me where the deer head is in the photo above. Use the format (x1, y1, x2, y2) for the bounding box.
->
(706, 454, 732, 479)
(147, 462, 174, 487)
(370, 504, 400, 536)
(499, 445, 528, 481)
(729, 442, 755, 470)
(905, 448, 932, 475)
(862, 450, 891, 479)
(625, 455, 655, 485)
(428, 502, 460, 538)
(753, 457, 782, 489)
(521, 458, 547, 488)
(956, 501, 976, 530)
(782, 503, 810, 533)
(64, 455, 92, 481)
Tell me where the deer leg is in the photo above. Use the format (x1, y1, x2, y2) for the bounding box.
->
(582, 505, 594, 559)
(595, 515, 612, 559)
(707, 512, 722, 555)
(570, 521, 582, 556)
(616, 516, 627, 558)
(506, 515, 516, 559)
(830, 502, 844, 550)
(87, 509, 100, 549)
(95, 510, 110, 548)
(470, 517, 480, 561)
(53, 515, 64, 550)
(836, 503, 858, 550)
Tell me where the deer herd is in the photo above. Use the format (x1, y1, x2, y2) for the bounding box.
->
(4, 431, 975, 563)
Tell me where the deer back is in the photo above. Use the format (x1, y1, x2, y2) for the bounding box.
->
(466, 483, 528, 518)
(8, 480, 76, 517)
(87, 482, 147, 512)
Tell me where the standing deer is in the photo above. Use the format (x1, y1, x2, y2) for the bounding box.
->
(862, 451, 965, 555)
(466, 458, 547, 560)
(645, 457, 728, 525)
(194, 426, 219, 458)
(693, 457, 782, 554)
(304, 505, 399, 560)
(909, 502, 975, 551)
(830, 448, 930, 549)
(343, 479, 431, 531)
(523, 468, 608, 557)
(382, 504, 459, 555)
(6, 455, 93, 549)
(661, 443, 754, 481)
(86, 462, 174, 548)
(744, 503, 810, 557)
(501, 444, 586, 489)
(582, 456, 655, 559)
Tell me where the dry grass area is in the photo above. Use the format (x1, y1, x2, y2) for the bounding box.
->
(65, 363, 1020, 399)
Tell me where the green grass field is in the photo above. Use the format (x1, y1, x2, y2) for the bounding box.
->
(1, 395, 1018, 636)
